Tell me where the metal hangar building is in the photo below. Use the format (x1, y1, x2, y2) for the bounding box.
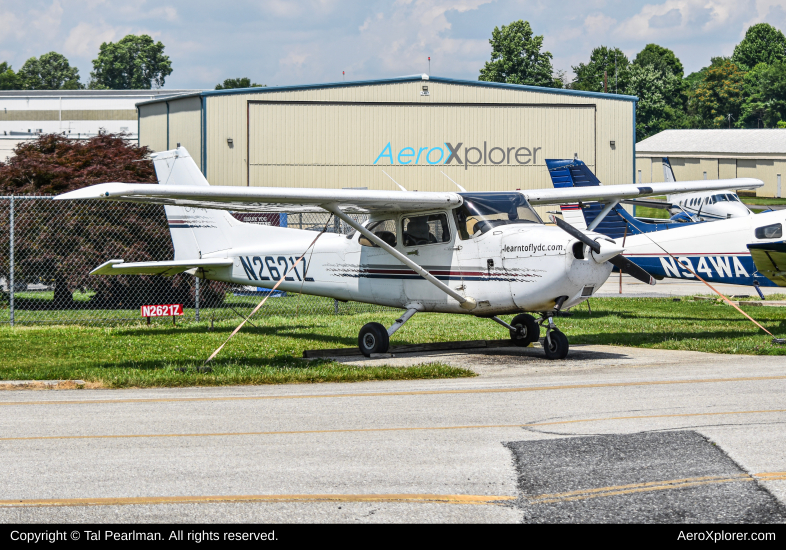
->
(136, 75, 637, 200)
(636, 129, 786, 198)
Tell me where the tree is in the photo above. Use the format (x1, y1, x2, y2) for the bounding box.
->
(215, 78, 265, 90)
(626, 64, 687, 139)
(691, 58, 746, 128)
(0, 133, 225, 309)
(479, 20, 561, 88)
(739, 61, 786, 127)
(732, 23, 786, 71)
(17, 52, 82, 90)
(571, 46, 630, 93)
(90, 34, 172, 90)
(633, 43, 684, 78)
(0, 62, 20, 90)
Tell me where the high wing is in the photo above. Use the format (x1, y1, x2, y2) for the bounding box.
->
(55, 182, 461, 214)
(54, 146, 762, 212)
(91, 258, 233, 276)
(56, 179, 763, 212)
(525, 179, 763, 205)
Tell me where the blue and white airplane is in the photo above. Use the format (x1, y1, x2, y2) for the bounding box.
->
(661, 158, 751, 222)
(550, 158, 785, 289)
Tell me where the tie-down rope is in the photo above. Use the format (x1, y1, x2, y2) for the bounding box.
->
(633, 228, 773, 337)
(204, 214, 334, 364)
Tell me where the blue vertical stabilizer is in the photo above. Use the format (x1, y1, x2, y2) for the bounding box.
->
(547, 157, 683, 238)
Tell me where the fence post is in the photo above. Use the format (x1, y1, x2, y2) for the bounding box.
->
(194, 276, 200, 322)
(9, 195, 14, 327)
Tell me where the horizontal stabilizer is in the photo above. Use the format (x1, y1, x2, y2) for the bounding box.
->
(91, 258, 233, 277)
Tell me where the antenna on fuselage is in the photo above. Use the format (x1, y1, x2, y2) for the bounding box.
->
(381, 170, 408, 192)
(441, 171, 467, 192)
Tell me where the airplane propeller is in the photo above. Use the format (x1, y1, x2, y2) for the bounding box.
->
(551, 215, 656, 286)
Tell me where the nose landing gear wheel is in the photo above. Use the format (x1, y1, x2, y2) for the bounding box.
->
(509, 314, 540, 347)
(543, 329, 569, 360)
(358, 322, 390, 357)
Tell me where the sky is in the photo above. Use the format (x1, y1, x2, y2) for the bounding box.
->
(1, 0, 785, 90)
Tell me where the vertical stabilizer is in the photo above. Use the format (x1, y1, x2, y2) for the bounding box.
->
(151, 147, 236, 259)
(662, 157, 676, 183)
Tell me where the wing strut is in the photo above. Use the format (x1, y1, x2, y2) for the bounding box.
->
(323, 204, 477, 311)
(586, 200, 619, 231)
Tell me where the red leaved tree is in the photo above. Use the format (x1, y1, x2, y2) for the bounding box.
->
(0, 133, 225, 310)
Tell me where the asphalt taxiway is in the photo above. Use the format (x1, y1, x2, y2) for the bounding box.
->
(2, 342, 785, 523)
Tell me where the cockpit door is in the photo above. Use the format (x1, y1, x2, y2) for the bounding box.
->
(401, 212, 457, 307)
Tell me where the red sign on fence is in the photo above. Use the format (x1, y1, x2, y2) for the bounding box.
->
(141, 304, 183, 317)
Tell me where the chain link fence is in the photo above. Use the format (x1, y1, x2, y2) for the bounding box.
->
(0, 196, 392, 326)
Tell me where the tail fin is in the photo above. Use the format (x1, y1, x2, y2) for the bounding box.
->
(152, 147, 236, 259)
(662, 157, 676, 183)
(546, 157, 626, 238)
(546, 157, 605, 232)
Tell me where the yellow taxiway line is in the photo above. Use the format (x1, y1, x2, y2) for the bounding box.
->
(4, 473, 784, 509)
(2, 408, 785, 442)
(1, 374, 785, 407)
(528, 472, 786, 505)
(0, 494, 515, 508)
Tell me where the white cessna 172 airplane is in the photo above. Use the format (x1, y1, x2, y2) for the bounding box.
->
(56, 147, 762, 359)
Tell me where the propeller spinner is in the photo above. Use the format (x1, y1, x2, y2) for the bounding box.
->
(551, 215, 656, 286)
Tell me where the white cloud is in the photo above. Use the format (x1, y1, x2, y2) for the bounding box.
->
(63, 22, 122, 57)
(584, 13, 617, 35)
(280, 51, 309, 68)
(29, 0, 64, 35)
(351, 0, 493, 75)
(0, 10, 23, 41)
(148, 6, 178, 22)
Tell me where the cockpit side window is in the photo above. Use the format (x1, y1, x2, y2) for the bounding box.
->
(402, 213, 450, 246)
(359, 219, 398, 247)
(755, 223, 782, 239)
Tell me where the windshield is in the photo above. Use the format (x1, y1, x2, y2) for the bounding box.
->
(454, 192, 542, 240)
(710, 193, 740, 204)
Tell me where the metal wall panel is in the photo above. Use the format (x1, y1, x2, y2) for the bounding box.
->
(670, 157, 702, 181)
(0, 109, 137, 121)
(168, 96, 202, 170)
(247, 102, 595, 193)
(739, 159, 779, 197)
(197, 81, 634, 191)
(635, 157, 653, 183)
(719, 158, 737, 180)
(138, 102, 167, 153)
(700, 158, 719, 180)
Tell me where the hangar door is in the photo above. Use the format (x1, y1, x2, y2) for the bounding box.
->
(248, 101, 595, 192)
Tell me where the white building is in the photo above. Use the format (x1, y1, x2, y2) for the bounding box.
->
(0, 89, 199, 160)
(636, 129, 786, 197)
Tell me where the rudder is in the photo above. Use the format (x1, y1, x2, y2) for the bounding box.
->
(151, 146, 236, 259)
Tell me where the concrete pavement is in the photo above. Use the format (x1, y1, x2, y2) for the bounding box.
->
(597, 273, 784, 298)
(1, 343, 785, 523)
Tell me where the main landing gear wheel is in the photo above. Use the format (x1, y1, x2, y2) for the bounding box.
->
(509, 314, 540, 347)
(543, 329, 569, 360)
(358, 322, 390, 357)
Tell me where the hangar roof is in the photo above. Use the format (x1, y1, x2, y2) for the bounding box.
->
(135, 74, 638, 107)
(637, 129, 786, 155)
(0, 89, 198, 99)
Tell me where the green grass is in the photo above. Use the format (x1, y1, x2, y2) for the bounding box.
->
(2, 298, 786, 388)
(0, 293, 391, 324)
(741, 197, 786, 206)
(633, 206, 670, 219)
